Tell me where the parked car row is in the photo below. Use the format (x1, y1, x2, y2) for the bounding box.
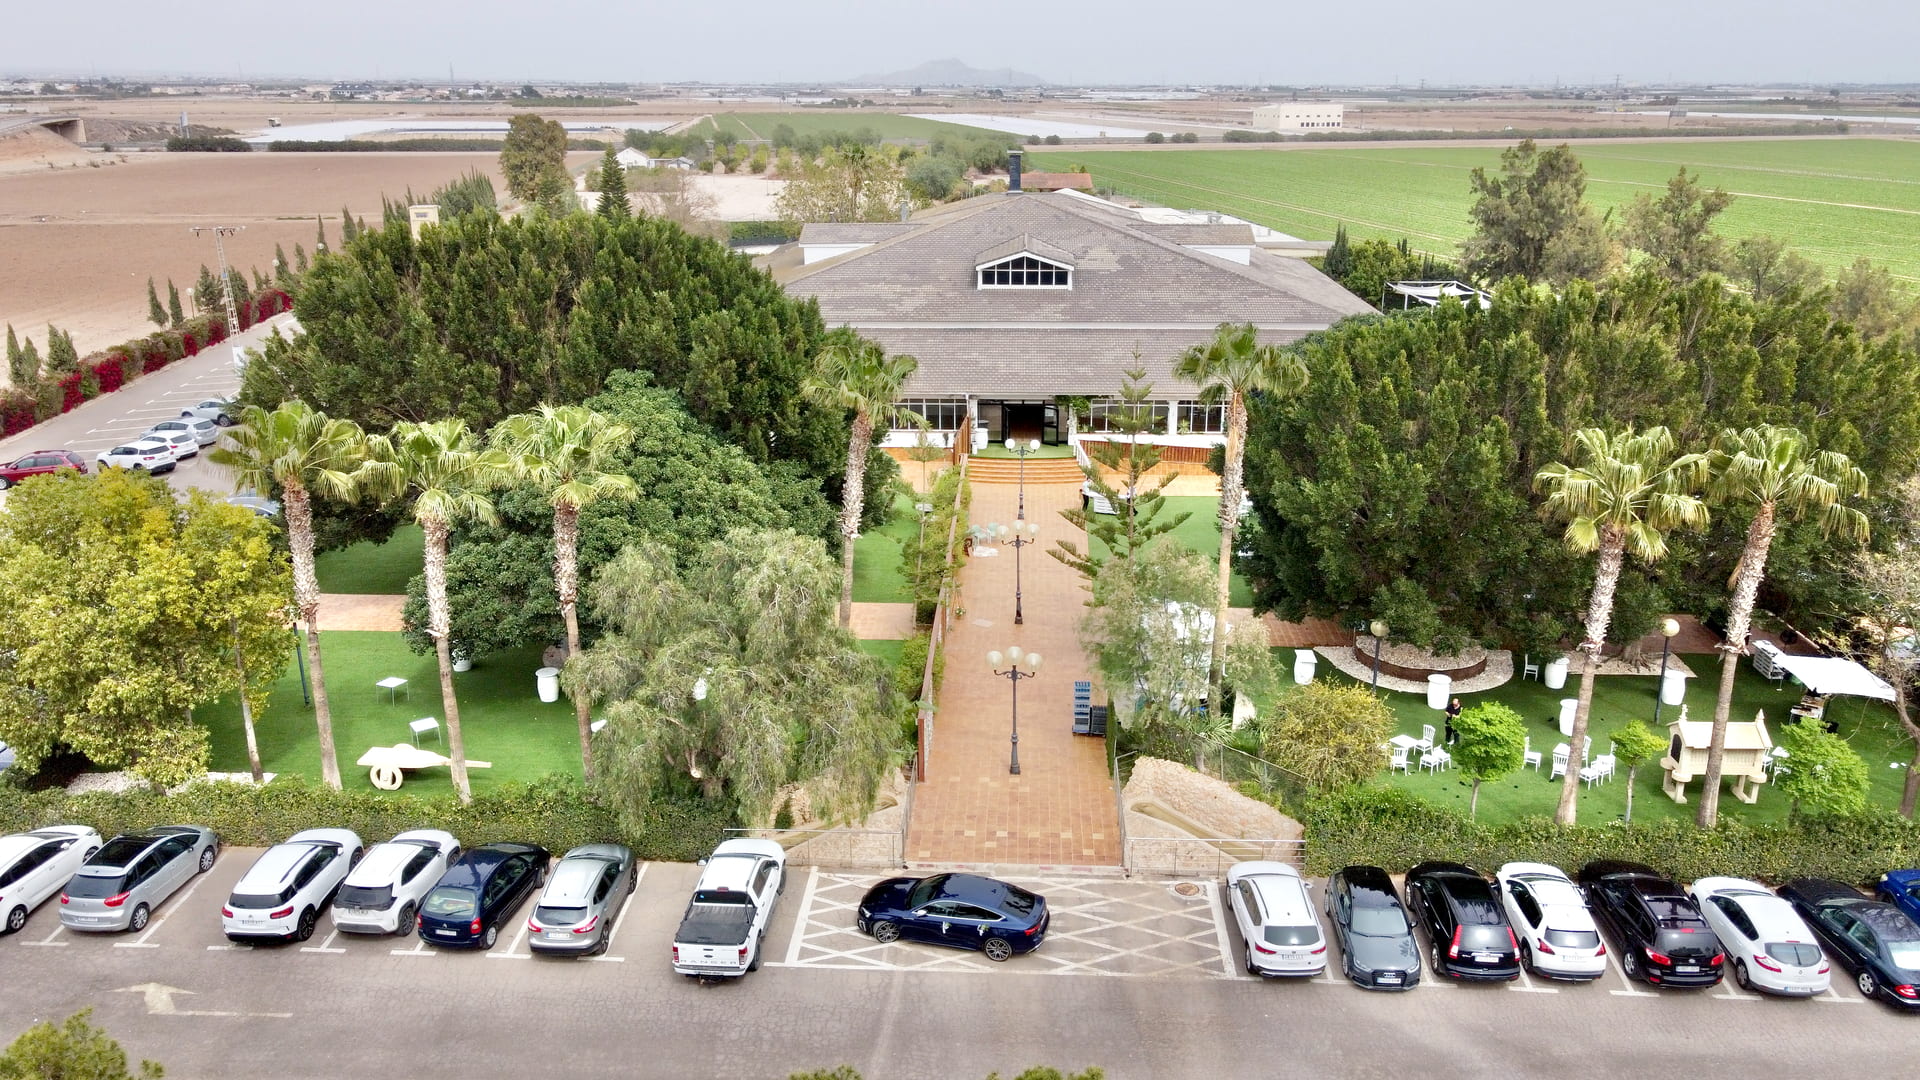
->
(1230, 857, 1920, 1009)
(2, 398, 237, 488)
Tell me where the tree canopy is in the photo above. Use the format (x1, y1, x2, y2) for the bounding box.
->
(1461, 139, 1616, 287)
(0, 1009, 163, 1080)
(1621, 167, 1733, 282)
(499, 113, 568, 204)
(1261, 681, 1394, 796)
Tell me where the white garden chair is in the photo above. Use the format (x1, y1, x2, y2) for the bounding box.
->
(1415, 724, 1436, 753)
(1390, 745, 1410, 774)
(1522, 736, 1543, 772)
(1549, 743, 1571, 781)
(1419, 746, 1451, 773)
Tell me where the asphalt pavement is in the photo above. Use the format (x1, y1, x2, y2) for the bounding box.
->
(0, 851, 1912, 1079)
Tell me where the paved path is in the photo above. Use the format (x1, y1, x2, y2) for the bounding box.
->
(907, 481, 1122, 867)
(849, 602, 915, 640)
(315, 594, 405, 632)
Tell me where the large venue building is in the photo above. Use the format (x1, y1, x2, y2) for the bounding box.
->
(773, 157, 1373, 460)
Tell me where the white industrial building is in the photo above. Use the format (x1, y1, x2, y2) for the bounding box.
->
(1252, 102, 1344, 132)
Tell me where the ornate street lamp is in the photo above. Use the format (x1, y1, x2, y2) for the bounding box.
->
(1369, 619, 1389, 693)
(996, 520, 1040, 625)
(987, 645, 1041, 776)
(1653, 617, 1681, 725)
(1005, 437, 1040, 519)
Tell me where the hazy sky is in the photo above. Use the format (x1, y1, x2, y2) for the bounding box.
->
(4, 1, 1915, 86)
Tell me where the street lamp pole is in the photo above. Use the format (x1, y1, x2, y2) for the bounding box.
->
(997, 520, 1039, 625)
(1652, 617, 1681, 725)
(987, 646, 1041, 776)
(1369, 619, 1389, 693)
(1005, 437, 1040, 520)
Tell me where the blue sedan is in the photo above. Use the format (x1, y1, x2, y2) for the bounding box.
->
(856, 873, 1049, 962)
(1880, 868, 1920, 926)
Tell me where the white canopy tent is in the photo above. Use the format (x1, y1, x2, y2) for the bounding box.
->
(1767, 652, 1896, 702)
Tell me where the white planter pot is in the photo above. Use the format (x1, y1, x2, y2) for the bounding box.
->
(535, 666, 561, 703)
(1543, 656, 1570, 690)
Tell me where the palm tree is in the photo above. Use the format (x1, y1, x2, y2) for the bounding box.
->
(362, 419, 508, 804)
(209, 401, 377, 791)
(492, 405, 638, 779)
(1535, 426, 1709, 826)
(1174, 322, 1309, 718)
(802, 338, 919, 628)
(1695, 426, 1868, 827)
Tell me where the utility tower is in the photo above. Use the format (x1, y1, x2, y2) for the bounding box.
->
(191, 225, 246, 334)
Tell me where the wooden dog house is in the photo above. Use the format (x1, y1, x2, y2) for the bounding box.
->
(1660, 706, 1774, 805)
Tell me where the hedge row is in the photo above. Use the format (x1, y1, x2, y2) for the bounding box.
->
(0, 774, 732, 864)
(1302, 786, 1920, 889)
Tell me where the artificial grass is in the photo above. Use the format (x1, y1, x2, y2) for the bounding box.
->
(851, 493, 920, 604)
(199, 631, 579, 799)
(313, 524, 425, 594)
(970, 443, 1077, 460)
(856, 638, 907, 670)
(1264, 655, 1917, 827)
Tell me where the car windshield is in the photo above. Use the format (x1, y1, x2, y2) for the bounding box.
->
(63, 874, 128, 899)
(1351, 905, 1409, 936)
(336, 884, 393, 910)
(1888, 945, 1920, 970)
(1263, 924, 1320, 947)
(423, 887, 476, 917)
(228, 890, 291, 909)
(1001, 884, 1038, 917)
(1545, 928, 1600, 949)
(906, 876, 945, 910)
(1461, 925, 1511, 950)
(1765, 942, 1823, 967)
(535, 905, 588, 925)
(92, 837, 150, 865)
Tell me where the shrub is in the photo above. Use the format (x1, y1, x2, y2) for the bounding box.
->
(0, 390, 35, 436)
(895, 631, 945, 702)
(1145, 132, 1165, 144)
(166, 134, 251, 152)
(56, 370, 85, 412)
(1302, 786, 1920, 887)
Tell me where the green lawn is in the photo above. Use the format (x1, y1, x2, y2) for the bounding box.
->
(313, 525, 425, 594)
(856, 638, 906, 669)
(1267, 657, 1917, 826)
(1088, 496, 1253, 607)
(970, 443, 1077, 459)
(200, 632, 578, 798)
(852, 493, 919, 604)
(1029, 139, 1920, 281)
(697, 112, 1007, 144)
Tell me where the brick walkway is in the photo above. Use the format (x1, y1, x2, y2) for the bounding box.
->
(849, 602, 916, 640)
(907, 481, 1123, 867)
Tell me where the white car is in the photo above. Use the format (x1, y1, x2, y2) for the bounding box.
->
(97, 439, 178, 475)
(1496, 862, 1607, 980)
(0, 825, 102, 934)
(181, 398, 236, 426)
(1226, 861, 1326, 977)
(1689, 876, 1831, 996)
(144, 417, 219, 448)
(142, 429, 200, 460)
(331, 829, 461, 935)
(221, 828, 363, 943)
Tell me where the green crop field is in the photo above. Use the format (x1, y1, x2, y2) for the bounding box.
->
(695, 111, 1005, 143)
(1028, 139, 1920, 282)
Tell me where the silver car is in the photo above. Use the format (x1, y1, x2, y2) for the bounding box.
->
(59, 826, 218, 933)
(144, 417, 219, 448)
(181, 397, 236, 426)
(527, 844, 635, 956)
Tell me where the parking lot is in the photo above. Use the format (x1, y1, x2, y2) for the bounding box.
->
(2, 848, 1911, 1079)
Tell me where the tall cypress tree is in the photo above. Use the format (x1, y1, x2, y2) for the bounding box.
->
(293, 244, 309, 274)
(274, 243, 292, 286)
(596, 145, 630, 220)
(44, 326, 77, 375)
(11, 333, 41, 389)
(147, 277, 168, 328)
(315, 215, 328, 253)
(1324, 224, 1353, 281)
(340, 205, 359, 242)
(166, 279, 185, 326)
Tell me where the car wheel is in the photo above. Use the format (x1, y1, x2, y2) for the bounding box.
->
(1859, 971, 1878, 999)
(1519, 939, 1533, 972)
(350, 846, 364, 868)
(870, 920, 901, 944)
(292, 907, 316, 942)
(481, 924, 499, 950)
(129, 904, 150, 933)
(4, 905, 26, 934)
(1621, 949, 1640, 979)
(1246, 948, 1261, 977)
(199, 845, 217, 873)
(216, 414, 232, 426)
(627, 870, 638, 897)
(0, 478, 10, 490)
(394, 902, 416, 936)
(1734, 959, 1752, 990)
(747, 932, 764, 972)
(982, 936, 1014, 962)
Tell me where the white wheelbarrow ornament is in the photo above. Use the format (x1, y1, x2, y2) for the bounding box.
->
(356, 744, 493, 790)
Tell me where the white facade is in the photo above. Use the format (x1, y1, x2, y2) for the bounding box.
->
(1252, 102, 1345, 132)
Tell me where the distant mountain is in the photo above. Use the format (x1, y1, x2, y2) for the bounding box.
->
(852, 58, 1048, 88)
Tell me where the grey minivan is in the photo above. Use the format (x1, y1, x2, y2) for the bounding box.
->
(527, 844, 636, 957)
(59, 826, 219, 933)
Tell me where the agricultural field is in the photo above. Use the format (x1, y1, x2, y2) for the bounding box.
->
(694, 111, 1003, 143)
(1029, 138, 1920, 281)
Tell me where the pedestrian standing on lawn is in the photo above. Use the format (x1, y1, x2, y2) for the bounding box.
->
(1444, 697, 1463, 744)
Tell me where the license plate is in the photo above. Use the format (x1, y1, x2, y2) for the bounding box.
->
(1474, 952, 1500, 963)
(1676, 965, 1698, 973)
(1377, 973, 1402, 984)
(548, 931, 571, 940)
(434, 929, 457, 936)
(342, 909, 374, 919)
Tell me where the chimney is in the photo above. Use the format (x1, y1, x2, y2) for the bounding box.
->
(1008, 150, 1022, 193)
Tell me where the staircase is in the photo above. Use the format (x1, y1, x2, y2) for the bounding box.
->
(966, 457, 1086, 485)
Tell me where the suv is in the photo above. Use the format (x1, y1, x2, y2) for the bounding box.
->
(1226, 861, 1326, 977)
(59, 826, 219, 933)
(331, 829, 461, 936)
(1405, 861, 1520, 981)
(222, 828, 363, 943)
(0, 450, 86, 489)
(1496, 861, 1606, 981)
(528, 844, 636, 957)
(1578, 860, 1724, 987)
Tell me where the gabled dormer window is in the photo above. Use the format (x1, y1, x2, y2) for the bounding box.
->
(976, 253, 1073, 289)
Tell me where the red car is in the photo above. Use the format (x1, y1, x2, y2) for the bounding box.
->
(0, 450, 87, 489)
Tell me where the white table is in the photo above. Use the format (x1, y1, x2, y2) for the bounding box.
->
(1388, 734, 1422, 750)
(377, 676, 409, 704)
(409, 717, 441, 746)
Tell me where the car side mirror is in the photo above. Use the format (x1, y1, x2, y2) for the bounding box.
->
(697, 857, 708, 866)
(912, 909, 927, 917)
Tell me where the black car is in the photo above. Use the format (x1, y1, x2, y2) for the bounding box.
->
(1325, 865, 1422, 990)
(1578, 860, 1724, 987)
(1778, 877, 1920, 1007)
(856, 873, 1049, 962)
(418, 842, 549, 950)
(1404, 861, 1520, 981)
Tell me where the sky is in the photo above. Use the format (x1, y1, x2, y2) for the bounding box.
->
(3, 0, 1916, 87)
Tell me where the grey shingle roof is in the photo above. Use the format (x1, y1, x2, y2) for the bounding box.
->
(1138, 223, 1259, 245)
(798, 223, 920, 243)
(973, 233, 1077, 268)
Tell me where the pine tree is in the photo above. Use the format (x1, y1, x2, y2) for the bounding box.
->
(274, 243, 292, 286)
(293, 243, 309, 274)
(340, 205, 359, 242)
(315, 215, 328, 253)
(595, 145, 630, 219)
(45, 325, 77, 375)
(166, 279, 185, 326)
(228, 269, 254, 328)
(4, 325, 19, 383)
(11, 334, 42, 389)
(196, 264, 225, 322)
(1324, 224, 1352, 282)
(146, 277, 167, 328)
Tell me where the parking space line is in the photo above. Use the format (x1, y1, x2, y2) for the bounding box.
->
(23, 923, 68, 947)
(783, 866, 821, 966)
(207, 943, 253, 951)
(299, 928, 346, 955)
(389, 937, 438, 957)
(485, 919, 533, 960)
(1204, 880, 1239, 979)
(1816, 980, 1865, 1005)
(1604, 950, 1657, 997)
(1510, 965, 1558, 994)
(586, 862, 648, 964)
(115, 875, 208, 948)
